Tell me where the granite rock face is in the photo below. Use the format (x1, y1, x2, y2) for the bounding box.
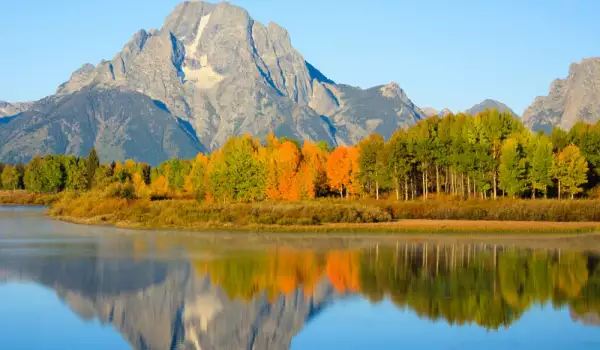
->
(0, 1, 424, 163)
(522, 58, 600, 133)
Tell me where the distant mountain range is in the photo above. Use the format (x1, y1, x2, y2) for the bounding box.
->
(422, 99, 518, 118)
(0, 1, 599, 164)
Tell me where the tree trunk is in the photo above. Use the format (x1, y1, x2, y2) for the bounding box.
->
(461, 173, 465, 198)
(436, 164, 440, 198)
(532, 188, 536, 200)
(558, 179, 561, 200)
(425, 169, 429, 199)
(492, 171, 497, 200)
(376, 180, 379, 200)
(445, 166, 449, 194)
(422, 171, 426, 201)
(467, 176, 471, 198)
(395, 182, 400, 201)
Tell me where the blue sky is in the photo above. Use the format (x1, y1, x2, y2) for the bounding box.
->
(1, 0, 599, 114)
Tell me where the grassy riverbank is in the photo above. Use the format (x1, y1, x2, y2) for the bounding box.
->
(0, 190, 61, 206)
(47, 192, 600, 233)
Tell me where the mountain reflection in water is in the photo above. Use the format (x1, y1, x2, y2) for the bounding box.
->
(1, 236, 600, 350)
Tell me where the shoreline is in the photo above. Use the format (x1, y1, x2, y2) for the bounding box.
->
(53, 214, 600, 234)
(51, 215, 600, 252)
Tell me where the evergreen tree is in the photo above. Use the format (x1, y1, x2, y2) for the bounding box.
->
(86, 148, 100, 189)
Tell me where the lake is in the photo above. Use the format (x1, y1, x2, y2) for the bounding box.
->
(1, 206, 600, 349)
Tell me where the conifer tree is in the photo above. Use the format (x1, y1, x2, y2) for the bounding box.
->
(86, 148, 100, 189)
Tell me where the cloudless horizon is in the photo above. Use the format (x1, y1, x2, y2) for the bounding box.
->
(1, 0, 599, 114)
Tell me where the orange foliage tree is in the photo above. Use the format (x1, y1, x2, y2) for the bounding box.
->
(299, 141, 329, 199)
(327, 146, 351, 198)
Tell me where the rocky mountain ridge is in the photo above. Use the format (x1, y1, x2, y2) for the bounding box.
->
(522, 58, 600, 133)
(0, 1, 425, 164)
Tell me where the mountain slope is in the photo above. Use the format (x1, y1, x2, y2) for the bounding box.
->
(0, 1, 423, 163)
(522, 58, 600, 133)
(0, 89, 205, 165)
(0, 101, 32, 118)
(465, 99, 517, 117)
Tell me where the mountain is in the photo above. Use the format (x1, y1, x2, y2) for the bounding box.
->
(0, 101, 31, 118)
(421, 107, 453, 118)
(0, 89, 205, 165)
(465, 99, 517, 117)
(522, 58, 600, 133)
(0, 1, 424, 165)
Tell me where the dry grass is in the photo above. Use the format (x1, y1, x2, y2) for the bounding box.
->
(0, 190, 61, 206)
(46, 191, 600, 234)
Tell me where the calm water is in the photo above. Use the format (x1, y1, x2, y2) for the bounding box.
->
(1, 207, 600, 350)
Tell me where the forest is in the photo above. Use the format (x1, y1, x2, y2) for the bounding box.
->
(1, 109, 599, 202)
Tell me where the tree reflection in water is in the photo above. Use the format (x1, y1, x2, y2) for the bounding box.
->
(192, 243, 600, 330)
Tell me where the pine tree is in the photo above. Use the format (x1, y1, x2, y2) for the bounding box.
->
(86, 148, 100, 189)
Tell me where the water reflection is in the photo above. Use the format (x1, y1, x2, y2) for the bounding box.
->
(1, 230, 600, 348)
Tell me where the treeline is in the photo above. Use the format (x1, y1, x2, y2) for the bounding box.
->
(187, 245, 600, 329)
(3, 109, 600, 201)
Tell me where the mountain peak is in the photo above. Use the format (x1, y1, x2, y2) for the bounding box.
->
(0, 0, 425, 164)
(523, 57, 600, 133)
(465, 99, 517, 117)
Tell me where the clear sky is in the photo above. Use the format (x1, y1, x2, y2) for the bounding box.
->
(1, 0, 599, 114)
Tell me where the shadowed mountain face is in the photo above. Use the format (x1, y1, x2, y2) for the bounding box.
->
(0, 1, 424, 164)
(523, 58, 600, 133)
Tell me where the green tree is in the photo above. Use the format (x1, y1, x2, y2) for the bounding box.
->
(358, 134, 387, 199)
(498, 137, 527, 198)
(551, 144, 588, 199)
(527, 134, 553, 198)
(1, 165, 22, 190)
(387, 131, 412, 200)
(86, 148, 100, 189)
(551, 127, 569, 152)
(24, 157, 44, 192)
(209, 136, 266, 202)
(65, 157, 88, 190)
